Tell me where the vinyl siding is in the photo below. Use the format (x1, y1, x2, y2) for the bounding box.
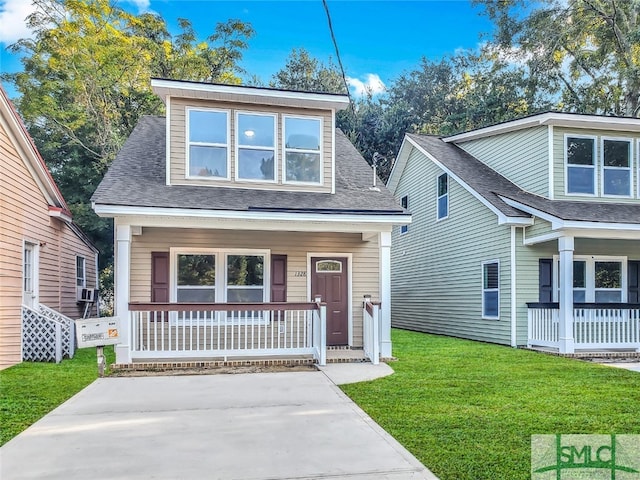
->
(391, 146, 514, 345)
(456, 126, 549, 195)
(129, 228, 380, 347)
(553, 126, 640, 202)
(0, 113, 97, 369)
(525, 217, 553, 241)
(169, 98, 333, 193)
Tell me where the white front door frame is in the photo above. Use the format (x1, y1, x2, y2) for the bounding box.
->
(22, 240, 39, 308)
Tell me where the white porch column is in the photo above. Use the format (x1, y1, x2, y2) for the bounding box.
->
(558, 235, 575, 353)
(115, 223, 132, 363)
(379, 231, 392, 358)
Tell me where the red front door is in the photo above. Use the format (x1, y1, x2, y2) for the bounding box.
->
(311, 257, 348, 346)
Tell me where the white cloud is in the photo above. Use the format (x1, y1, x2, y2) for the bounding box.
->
(347, 73, 386, 97)
(0, 0, 37, 44)
(124, 0, 152, 14)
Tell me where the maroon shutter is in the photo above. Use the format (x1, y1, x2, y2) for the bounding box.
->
(151, 252, 169, 303)
(271, 255, 287, 302)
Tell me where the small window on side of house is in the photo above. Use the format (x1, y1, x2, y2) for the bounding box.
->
(401, 195, 408, 234)
(482, 261, 499, 319)
(437, 173, 448, 220)
(76, 256, 86, 288)
(566, 136, 596, 195)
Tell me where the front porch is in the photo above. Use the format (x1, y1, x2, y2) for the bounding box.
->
(528, 303, 640, 352)
(116, 299, 384, 366)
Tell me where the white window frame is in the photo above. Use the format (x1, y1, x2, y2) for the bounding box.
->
(482, 260, 500, 320)
(564, 134, 597, 197)
(76, 256, 86, 300)
(234, 111, 277, 183)
(170, 248, 270, 323)
(436, 173, 449, 221)
(552, 255, 627, 303)
(185, 107, 231, 181)
(282, 114, 323, 186)
(601, 136, 633, 198)
(400, 195, 409, 234)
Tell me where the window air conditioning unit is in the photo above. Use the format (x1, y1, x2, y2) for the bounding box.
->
(77, 288, 97, 303)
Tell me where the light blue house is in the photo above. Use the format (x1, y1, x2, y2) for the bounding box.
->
(387, 112, 640, 354)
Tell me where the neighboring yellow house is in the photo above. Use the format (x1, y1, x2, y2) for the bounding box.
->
(0, 86, 98, 370)
(92, 79, 410, 366)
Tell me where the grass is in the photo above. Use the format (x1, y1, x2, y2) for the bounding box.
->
(0, 346, 114, 446)
(341, 329, 640, 480)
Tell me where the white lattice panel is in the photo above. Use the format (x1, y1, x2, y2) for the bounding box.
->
(22, 307, 61, 363)
(39, 305, 75, 358)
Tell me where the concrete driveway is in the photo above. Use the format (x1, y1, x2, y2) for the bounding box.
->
(0, 370, 436, 479)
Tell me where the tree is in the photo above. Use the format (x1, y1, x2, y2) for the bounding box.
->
(270, 48, 346, 93)
(475, 0, 640, 116)
(4, 0, 253, 267)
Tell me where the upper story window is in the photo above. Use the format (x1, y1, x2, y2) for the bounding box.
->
(187, 108, 229, 179)
(283, 116, 322, 184)
(601, 137, 632, 197)
(437, 173, 448, 220)
(401, 196, 408, 234)
(566, 135, 596, 195)
(236, 112, 276, 182)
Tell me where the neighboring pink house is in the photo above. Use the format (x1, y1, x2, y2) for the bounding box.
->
(0, 86, 98, 369)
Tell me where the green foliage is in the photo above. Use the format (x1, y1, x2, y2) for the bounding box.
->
(3, 0, 253, 267)
(342, 330, 640, 480)
(0, 346, 115, 445)
(270, 48, 346, 94)
(98, 263, 113, 316)
(475, 0, 640, 116)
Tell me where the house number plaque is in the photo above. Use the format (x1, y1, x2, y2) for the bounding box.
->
(294, 271, 306, 277)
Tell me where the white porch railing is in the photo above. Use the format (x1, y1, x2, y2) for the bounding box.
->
(22, 304, 76, 363)
(129, 302, 327, 365)
(363, 300, 380, 365)
(528, 303, 640, 351)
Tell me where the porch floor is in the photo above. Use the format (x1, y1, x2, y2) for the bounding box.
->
(525, 346, 640, 360)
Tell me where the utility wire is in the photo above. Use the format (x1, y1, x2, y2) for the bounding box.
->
(322, 0, 355, 115)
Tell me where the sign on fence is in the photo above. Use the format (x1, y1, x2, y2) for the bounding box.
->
(75, 317, 120, 348)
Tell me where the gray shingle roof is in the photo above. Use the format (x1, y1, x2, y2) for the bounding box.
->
(92, 116, 405, 215)
(407, 133, 640, 225)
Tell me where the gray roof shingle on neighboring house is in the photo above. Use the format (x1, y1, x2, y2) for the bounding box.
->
(92, 116, 405, 215)
(407, 133, 640, 225)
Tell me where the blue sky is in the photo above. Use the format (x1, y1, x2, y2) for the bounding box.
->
(0, 0, 494, 97)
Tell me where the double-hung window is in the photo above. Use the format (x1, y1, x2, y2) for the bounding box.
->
(283, 116, 322, 184)
(602, 137, 632, 197)
(437, 173, 448, 220)
(236, 112, 276, 181)
(187, 108, 229, 179)
(76, 256, 86, 289)
(176, 254, 216, 302)
(401, 196, 408, 234)
(226, 254, 265, 303)
(554, 256, 626, 303)
(482, 261, 499, 319)
(566, 135, 596, 195)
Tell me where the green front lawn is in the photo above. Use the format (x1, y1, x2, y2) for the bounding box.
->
(0, 346, 114, 446)
(342, 329, 640, 480)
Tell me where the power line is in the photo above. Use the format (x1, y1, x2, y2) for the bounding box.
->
(321, 0, 355, 115)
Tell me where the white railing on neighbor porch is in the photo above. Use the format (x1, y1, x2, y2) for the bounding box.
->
(22, 304, 76, 363)
(363, 299, 380, 364)
(528, 303, 640, 350)
(129, 302, 327, 365)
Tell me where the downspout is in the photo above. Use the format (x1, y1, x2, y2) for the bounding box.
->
(95, 254, 100, 317)
(510, 226, 517, 347)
